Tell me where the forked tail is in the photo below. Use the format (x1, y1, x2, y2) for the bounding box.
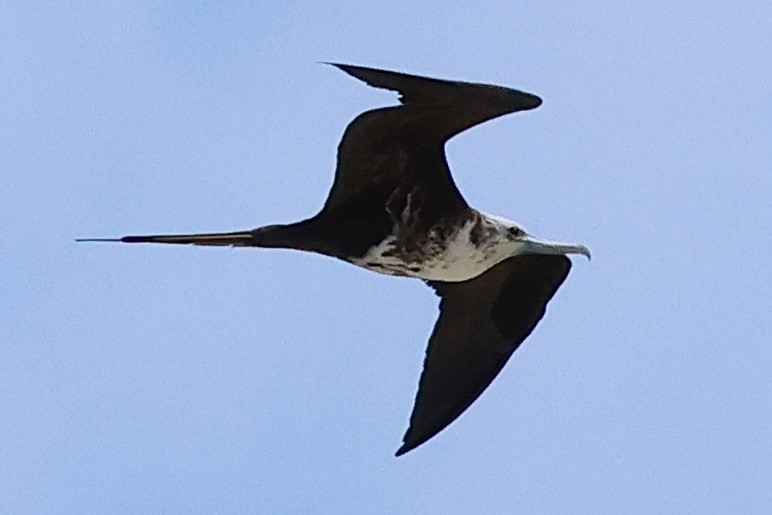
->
(76, 231, 256, 247)
(76, 220, 326, 252)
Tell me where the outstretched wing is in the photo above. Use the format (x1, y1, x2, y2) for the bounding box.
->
(396, 254, 571, 456)
(320, 63, 542, 222)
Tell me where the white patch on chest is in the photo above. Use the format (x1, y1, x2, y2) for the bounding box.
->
(351, 215, 528, 282)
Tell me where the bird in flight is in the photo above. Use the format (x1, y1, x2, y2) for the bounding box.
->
(79, 63, 590, 456)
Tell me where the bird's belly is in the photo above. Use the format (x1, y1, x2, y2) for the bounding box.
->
(350, 234, 513, 282)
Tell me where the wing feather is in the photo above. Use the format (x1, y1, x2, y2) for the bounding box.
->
(396, 255, 571, 456)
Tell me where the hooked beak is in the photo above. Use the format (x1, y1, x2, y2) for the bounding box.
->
(520, 236, 592, 261)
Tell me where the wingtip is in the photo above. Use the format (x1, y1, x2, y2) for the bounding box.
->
(394, 433, 427, 457)
(509, 89, 542, 111)
(394, 443, 412, 457)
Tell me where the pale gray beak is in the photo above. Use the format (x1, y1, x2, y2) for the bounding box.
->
(520, 236, 592, 260)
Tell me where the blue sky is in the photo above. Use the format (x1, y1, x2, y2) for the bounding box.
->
(2, 1, 771, 512)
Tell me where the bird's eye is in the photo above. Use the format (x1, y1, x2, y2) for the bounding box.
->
(508, 227, 523, 237)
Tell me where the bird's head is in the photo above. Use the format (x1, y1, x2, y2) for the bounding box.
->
(483, 212, 592, 260)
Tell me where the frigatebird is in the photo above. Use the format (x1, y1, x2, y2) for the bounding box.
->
(79, 63, 591, 456)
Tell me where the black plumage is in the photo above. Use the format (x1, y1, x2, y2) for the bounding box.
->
(78, 64, 587, 455)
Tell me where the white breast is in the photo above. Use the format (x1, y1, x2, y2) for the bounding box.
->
(351, 217, 525, 282)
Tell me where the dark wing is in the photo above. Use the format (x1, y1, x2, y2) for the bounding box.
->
(320, 64, 542, 222)
(396, 255, 571, 456)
